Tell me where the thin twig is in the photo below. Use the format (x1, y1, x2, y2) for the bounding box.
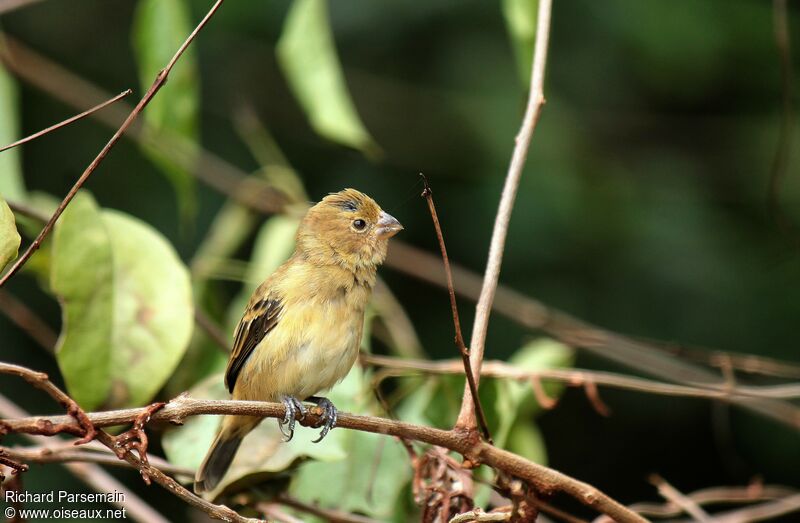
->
(419, 175, 491, 443)
(362, 354, 800, 402)
(0, 395, 169, 523)
(0, 0, 226, 288)
(456, 0, 552, 430)
(0, 444, 194, 477)
(649, 474, 712, 523)
(0, 35, 289, 216)
(702, 494, 800, 523)
(0, 370, 646, 523)
(0, 89, 131, 153)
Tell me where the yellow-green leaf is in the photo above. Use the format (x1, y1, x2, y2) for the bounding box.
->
(0, 196, 21, 274)
(0, 62, 25, 200)
(52, 193, 114, 409)
(132, 0, 198, 218)
(277, 0, 377, 154)
(51, 192, 194, 409)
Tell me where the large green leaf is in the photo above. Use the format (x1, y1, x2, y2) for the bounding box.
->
(277, 0, 377, 154)
(132, 0, 199, 218)
(51, 193, 114, 409)
(102, 209, 193, 407)
(0, 196, 21, 274)
(0, 62, 25, 200)
(502, 0, 538, 86)
(51, 192, 194, 409)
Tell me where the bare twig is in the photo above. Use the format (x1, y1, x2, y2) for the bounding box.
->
(362, 354, 800, 401)
(0, 444, 193, 477)
(649, 474, 711, 523)
(457, 0, 551, 430)
(420, 175, 491, 443)
(0, 384, 646, 523)
(0, 395, 169, 523)
(0, 0, 226, 288)
(704, 494, 800, 523)
(0, 89, 131, 153)
(0, 362, 96, 444)
(385, 241, 800, 431)
(0, 36, 289, 216)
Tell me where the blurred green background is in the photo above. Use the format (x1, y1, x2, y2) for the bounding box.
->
(1, 0, 799, 521)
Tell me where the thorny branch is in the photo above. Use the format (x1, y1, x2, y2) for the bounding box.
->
(0, 0, 226, 288)
(456, 0, 553, 431)
(419, 175, 492, 443)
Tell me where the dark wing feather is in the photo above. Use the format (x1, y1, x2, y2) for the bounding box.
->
(225, 297, 282, 393)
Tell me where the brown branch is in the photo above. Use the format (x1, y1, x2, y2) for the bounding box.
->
(0, 395, 170, 523)
(0, 367, 260, 523)
(0, 444, 193, 477)
(0, 0, 226, 288)
(1, 391, 646, 523)
(457, 0, 551, 430)
(0, 362, 95, 444)
(361, 354, 800, 402)
(706, 494, 800, 523)
(0, 89, 131, 153)
(385, 242, 800, 431)
(93, 430, 262, 523)
(419, 175, 491, 443)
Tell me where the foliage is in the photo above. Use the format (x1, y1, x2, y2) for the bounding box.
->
(2, 0, 800, 521)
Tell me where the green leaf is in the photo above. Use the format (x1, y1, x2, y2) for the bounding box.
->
(0, 62, 26, 200)
(132, 0, 199, 218)
(101, 209, 193, 407)
(502, 0, 538, 86)
(277, 0, 378, 154)
(51, 192, 194, 409)
(52, 193, 114, 409)
(0, 196, 21, 274)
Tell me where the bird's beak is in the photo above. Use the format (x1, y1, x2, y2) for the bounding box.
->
(376, 211, 403, 238)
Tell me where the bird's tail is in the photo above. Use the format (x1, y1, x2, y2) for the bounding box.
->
(194, 415, 256, 494)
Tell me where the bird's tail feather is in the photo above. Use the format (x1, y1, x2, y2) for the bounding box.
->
(194, 416, 254, 494)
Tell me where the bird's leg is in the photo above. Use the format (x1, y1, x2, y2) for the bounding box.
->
(279, 395, 307, 442)
(307, 396, 338, 443)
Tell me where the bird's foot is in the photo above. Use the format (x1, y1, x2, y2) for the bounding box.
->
(307, 396, 338, 443)
(279, 395, 307, 442)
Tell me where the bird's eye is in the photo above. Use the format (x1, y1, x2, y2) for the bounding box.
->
(352, 219, 367, 231)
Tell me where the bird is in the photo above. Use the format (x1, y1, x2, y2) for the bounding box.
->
(194, 188, 403, 494)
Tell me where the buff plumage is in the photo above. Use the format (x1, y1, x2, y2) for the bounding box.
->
(195, 188, 402, 493)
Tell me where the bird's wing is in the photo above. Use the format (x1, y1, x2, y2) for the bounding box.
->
(225, 296, 283, 393)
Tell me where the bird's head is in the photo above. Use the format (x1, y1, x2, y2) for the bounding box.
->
(296, 188, 403, 271)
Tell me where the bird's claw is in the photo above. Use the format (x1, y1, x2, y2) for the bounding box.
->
(308, 396, 338, 443)
(279, 395, 307, 442)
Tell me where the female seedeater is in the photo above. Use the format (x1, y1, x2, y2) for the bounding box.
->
(195, 188, 403, 493)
